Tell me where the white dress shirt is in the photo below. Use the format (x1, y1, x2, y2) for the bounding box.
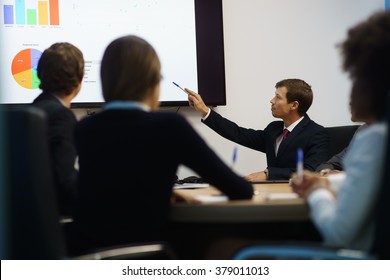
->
(275, 116, 304, 154)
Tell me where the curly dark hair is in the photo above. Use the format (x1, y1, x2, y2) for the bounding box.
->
(340, 10, 390, 120)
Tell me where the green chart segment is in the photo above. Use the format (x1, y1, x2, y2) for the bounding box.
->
(11, 48, 42, 89)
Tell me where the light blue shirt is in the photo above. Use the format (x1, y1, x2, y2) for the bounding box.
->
(307, 122, 387, 250)
(104, 101, 151, 112)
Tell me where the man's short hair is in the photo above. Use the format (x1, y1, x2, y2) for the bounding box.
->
(275, 78, 313, 116)
(37, 42, 84, 95)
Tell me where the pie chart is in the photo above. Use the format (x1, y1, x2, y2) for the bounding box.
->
(11, 48, 42, 89)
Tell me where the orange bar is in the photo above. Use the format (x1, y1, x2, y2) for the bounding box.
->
(38, 1, 49, 25)
(49, 0, 59, 25)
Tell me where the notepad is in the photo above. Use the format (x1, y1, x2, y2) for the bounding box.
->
(173, 183, 210, 189)
(252, 180, 290, 184)
(194, 195, 228, 202)
(267, 193, 299, 200)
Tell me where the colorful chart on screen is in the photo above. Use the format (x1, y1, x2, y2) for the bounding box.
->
(11, 48, 42, 89)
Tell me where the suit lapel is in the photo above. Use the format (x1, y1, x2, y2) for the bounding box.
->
(268, 122, 284, 161)
(277, 115, 310, 157)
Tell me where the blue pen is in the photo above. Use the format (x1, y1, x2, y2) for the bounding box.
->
(232, 145, 238, 168)
(296, 148, 303, 183)
(172, 82, 188, 95)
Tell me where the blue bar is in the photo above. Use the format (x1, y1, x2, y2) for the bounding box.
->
(15, 0, 25, 24)
(386, 0, 390, 10)
(4, 5, 14, 24)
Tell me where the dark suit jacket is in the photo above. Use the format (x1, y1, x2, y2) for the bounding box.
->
(203, 110, 329, 179)
(315, 148, 346, 172)
(32, 92, 78, 216)
(70, 109, 253, 253)
(316, 124, 363, 172)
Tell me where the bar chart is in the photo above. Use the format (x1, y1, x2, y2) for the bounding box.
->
(3, 0, 59, 25)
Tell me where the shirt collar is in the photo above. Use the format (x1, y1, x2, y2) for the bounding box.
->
(104, 101, 151, 112)
(285, 116, 304, 132)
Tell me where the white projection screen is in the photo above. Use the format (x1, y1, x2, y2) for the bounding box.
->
(0, 0, 226, 107)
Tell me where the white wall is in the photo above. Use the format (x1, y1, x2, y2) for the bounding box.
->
(74, 0, 384, 179)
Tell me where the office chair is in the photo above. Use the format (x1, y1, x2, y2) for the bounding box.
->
(0, 107, 66, 259)
(325, 125, 360, 156)
(370, 96, 390, 260)
(0, 107, 176, 260)
(233, 243, 373, 260)
(370, 150, 390, 259)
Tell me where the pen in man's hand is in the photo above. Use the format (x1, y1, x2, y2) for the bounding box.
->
(172, 82, 188, 94)
(296, 148, 303, 183)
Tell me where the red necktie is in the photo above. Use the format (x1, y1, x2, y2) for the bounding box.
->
(281, 128, 289, 143)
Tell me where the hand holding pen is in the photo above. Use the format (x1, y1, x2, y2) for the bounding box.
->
(296, 148, 303, 183)
(172, 82, 188, 95)
(173, 82, 209, 117)
(291, 170, 332, 198)
(186, 89, 209, 117)
(291, 149, 313, 197)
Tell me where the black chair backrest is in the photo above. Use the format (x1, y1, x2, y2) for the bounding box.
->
(74, 242, 176, 260)
(371, 95, 390, 259)
(325, 125, 360, 156)
(0, 107, 66, 259)
(372, 146, 390, 259)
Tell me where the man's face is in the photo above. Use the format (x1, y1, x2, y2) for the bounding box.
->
(270, 86, 294, 119)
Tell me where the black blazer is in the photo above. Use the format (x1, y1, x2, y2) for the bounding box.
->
(203, 110, 329, 179)
(70, 109, 253, 252)
(32, 92, 78, 216)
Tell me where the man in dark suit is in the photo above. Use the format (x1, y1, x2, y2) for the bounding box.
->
(186, 78, 329, 181)
(32, 42, 84, 216)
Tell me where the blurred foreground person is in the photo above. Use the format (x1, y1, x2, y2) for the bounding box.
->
(291, 11, 390, 251)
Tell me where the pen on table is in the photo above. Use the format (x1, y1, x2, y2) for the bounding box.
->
(296, 148, 303, 183)
(172, 81, 188, 95)
(231, 145, 238, 169)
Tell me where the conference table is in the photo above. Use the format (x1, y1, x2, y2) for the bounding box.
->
(168, 183, 319, 259)
(171, 182, 309, 223)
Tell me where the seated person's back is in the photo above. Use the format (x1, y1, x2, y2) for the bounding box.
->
(69, 35, 253, 254)
(31, 42, 84, 216)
